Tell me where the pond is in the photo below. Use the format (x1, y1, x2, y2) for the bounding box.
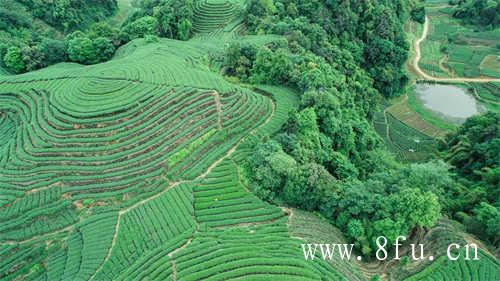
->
(414, 83, 484, 123)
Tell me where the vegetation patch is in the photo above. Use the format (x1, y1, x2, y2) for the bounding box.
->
(419, 2, 500, 79)
(168, 128, 217, 167)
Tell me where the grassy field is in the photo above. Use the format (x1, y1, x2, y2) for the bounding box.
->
(420, 2, 500, 79)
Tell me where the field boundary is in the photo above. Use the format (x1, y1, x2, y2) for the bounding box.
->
(414, 17, 500, 83)
(88, 91, 277, 280)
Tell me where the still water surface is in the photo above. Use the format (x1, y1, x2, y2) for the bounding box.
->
(414, 83, 483, 121)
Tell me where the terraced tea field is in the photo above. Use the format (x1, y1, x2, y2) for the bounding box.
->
(192, 0, 244, 34)
(373, 108, 438, 162)
(0, 29, 353, 279)
(2, 1, 499, 279)
(471, 82, 500, 113)
(405, 250, 500, 281)
(416, 2, 500, 80)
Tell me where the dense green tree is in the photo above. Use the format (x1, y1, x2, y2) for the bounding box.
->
(452, 0, 499, 28)
(441, 112, 499, 180)
(250, 140, 294, 201)
(3, 46, 25, 73)
(67, 36, 96, 64)
(66, 32, 115, 65)
(93, 37, 115, 62)
(439, 112, 499, 248)
(387, 188, 441, 229)
(473, 202, 500, 244)
(87, 22, 121, 46)
(0, 0, 118, 73)
(125, 16, 159, 39)
(40, 38, 67, 65)
(177, 19, 192, 41)
(411, 4, 426, 23)
(21, 45, 45, 71)
(125, 0, 194, 40)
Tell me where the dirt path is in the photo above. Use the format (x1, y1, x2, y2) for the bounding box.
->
(383, 108, 391, 143)
(89, 95, 277, 281)
(171, 260, 177, 281)
(414, 17, 500, 83)
(212, 91, 222, 129)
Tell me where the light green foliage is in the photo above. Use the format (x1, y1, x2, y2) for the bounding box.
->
(125, 16, 159, 39)
(177, 18, 192, 40)
(388, 188, 441, 228)
(68, 36, 96, 64)
(168, 129, 216, 167)
(473, 202, 500, 242)
(67, 35, 116, 65)
(3, 47, 25, 73)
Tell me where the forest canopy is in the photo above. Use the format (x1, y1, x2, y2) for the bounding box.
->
(451, 0, 499, 28)
(216, 0, 500, 255)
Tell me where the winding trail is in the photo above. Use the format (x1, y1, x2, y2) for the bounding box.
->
(413, 17, 500, 83)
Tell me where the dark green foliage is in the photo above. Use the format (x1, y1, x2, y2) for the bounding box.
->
(223, 0, 498, 258)
(0, 0, 31, 30)
(473, 202, 500, 244)
(361, 4, 409, 98)
(250, 139, 444, 255)
(440, 112, 500, 247)
(93, 37, 116, 61)
(0, 0, 117, 73)
(67, 33, 115, 65)
(15, 0, 117, 31)
(39, 38, 67, 66)
(228, 0, 454, 257)
(411, 4, 426, 23)
(452, 0, 500, 29)
(21, 45, 45, 71)
(243, 0, 412, 98)
(124, 0, 194, 40)
(442, 112, 499, 181)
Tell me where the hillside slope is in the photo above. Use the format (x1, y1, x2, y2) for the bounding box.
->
(1, 1, 499, 280)
(0, 30, 350, 279)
